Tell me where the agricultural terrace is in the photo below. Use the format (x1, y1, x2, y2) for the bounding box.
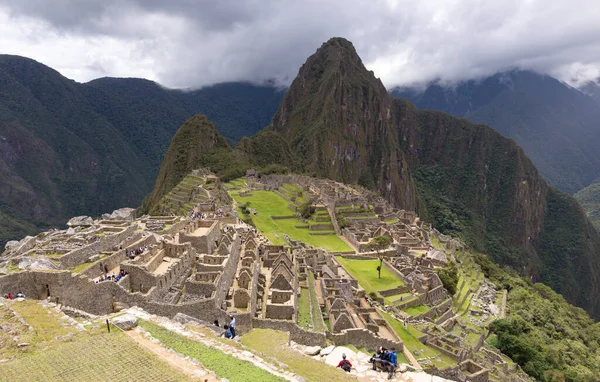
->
(227, 182, 352, 252)
(0, 300, 188, 381)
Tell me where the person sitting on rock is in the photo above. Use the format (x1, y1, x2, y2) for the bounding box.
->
(223, 324, 232, 339)
(337, 353, 352, 372)
(16, 292, 25, 299)
(370, 346, 386, 370)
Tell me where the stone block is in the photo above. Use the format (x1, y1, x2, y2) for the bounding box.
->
(111, 314, 138, 330)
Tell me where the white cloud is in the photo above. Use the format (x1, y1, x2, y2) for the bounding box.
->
(0, 0, 599, 88)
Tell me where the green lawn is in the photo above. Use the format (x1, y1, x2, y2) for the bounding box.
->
(380, 311, 455, 369)
(231, 190, 352, 252)
(139, 320, 284, 382)
(335, 257, 403, 294)
(307, 272, 326, 332)
(297, 288, 312, 329)
(242, 329, 350, 382)
(404, 305, 430, 316)
(383, 292, 415, 306)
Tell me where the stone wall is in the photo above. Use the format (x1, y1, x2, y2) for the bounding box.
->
(58, 225, 138, 268)
(331, 328, 404, 352)
(251, 318, 327, 347)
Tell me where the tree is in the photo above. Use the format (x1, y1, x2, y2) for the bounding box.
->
(369, 235, 391, 279)
(436, 261, 458, 295)
(299, 200, 316, 219)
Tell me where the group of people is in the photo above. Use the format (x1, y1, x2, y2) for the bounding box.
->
(125, 246, 148, 260)
(215, 315, 237, 339)
(3, 292, 25, 300)
(95, 269, 128, 284)
(370, 346, 398, 379)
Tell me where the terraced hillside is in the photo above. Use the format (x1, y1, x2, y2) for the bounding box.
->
(153, 171, 231, 216)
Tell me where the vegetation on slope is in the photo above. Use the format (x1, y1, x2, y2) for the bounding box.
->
(475, 253, 600, 381)
(574, 181, 600, 230)
(0, 55, 283, 247)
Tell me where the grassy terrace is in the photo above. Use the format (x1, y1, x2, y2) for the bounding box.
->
(335, 257, 403, 295)
(0, 301, 187, 381)
(139, 320, 284, 382)
(242, 329, 350, 382)
(380, 311, 455, 369)
(297, 288, 312, 328)
(230, 188, 352, 252)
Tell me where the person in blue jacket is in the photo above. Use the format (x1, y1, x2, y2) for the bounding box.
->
(386, 347, 398, 379)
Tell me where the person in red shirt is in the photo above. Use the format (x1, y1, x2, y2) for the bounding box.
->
(337, 353, 352, 372)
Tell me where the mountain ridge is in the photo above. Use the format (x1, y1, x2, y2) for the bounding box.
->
(0, 54, 284, 246)
(392, 70, 600, 194)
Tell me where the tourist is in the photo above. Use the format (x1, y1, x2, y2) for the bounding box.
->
(385, 348, 398, 379)
(229, 315, 237, 338)
(337, 353, 352, 372)
(370, 346, 386, 370)
(16, 292, 25, 299)
(223, 324, 232, 339)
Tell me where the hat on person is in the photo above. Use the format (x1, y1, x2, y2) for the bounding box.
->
(342, 353, 346, 359)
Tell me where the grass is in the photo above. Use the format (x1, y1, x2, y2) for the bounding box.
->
(297, 288, 312, 329)
(0, 329, 188, 381)
(380, 311, 455, 369)
(404, 305, 431, 317)
(139, 320, 284, 382)
(231, 189, 351, 252)
(335, 257, 403, 294)
(9, 300, 72, 341)
(242, 329, 351, 382)
(307, 272, 325, 332)
(0, 301, 187, 381)
(383, 292, 415, 306)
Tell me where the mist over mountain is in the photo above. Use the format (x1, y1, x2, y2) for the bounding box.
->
(392, 71, 600, 194)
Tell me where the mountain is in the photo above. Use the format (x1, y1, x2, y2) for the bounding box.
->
(581, 79, 600, 106)
(147, 38, 600, 318)
(574, 182, 600, 230)
(392, 71, 600, 194)
(0, 55, 284, 246)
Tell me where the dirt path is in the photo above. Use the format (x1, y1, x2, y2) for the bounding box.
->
(126, 327, 220, 381)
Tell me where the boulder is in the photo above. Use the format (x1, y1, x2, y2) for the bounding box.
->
(111, 314, 138, 330)
(320, 345, 335, 356)
(4, 241, 19, 251)
(303, 345, 321, 356)
(18, 258, 59, 271)
(67, 216, 94, 227)
(108, 208, 136, 221)
(66, 228, 76, 235)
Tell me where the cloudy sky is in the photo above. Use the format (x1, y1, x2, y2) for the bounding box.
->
(1, 0, 599, 89)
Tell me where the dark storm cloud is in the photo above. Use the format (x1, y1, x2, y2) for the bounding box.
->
(1, 0, 599, 88)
